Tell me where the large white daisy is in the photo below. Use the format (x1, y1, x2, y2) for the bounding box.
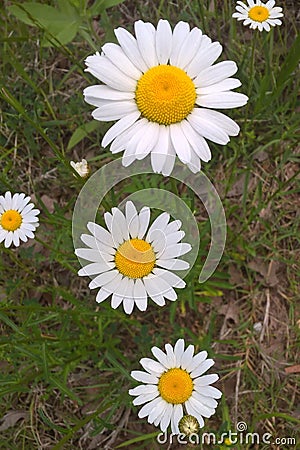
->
(232, 0, 283, 32)
(129, 339, 222, 434)
(84, 20, 248, 176)
(75, 201, 191, 314)
(0, 191, 40, 248)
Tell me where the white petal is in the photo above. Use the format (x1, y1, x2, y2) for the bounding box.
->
(151, 125, 169, 173)
(84, 85, 135, 103)
(151, 347, 170, 369)
(78, 262, 114, 276)
(131, 370, 158, 384)
(180, 119, 211, 162)
(125, 201, 139, 238)
(193, 109, 240, 136)
(85, 54, 137, 91)
(146, 212, 170, 241)
(185, 351, 208, 373)
(196, 78, 241, 95)
(180, 344, 195, 369)
(156, 19, 172, 64)
(186, 41, 223, 78)
(194, 385, 222, 399)
(101, 111, 140, 147)
(96, 287, 112, 303)
(197, 91, 248, 109)
(160, 403, 173, 432)
(114, 27, 148, 72)
(170, 21, 190, 66)
(102, 42, 142, 79)
(134, 279, 148, 311)
(135, 121, 160, 160)
(194, 374, 219, 386)
(194, 61, 238, 88)
(174, 339, 185, 364)
(87, 222, 114, 247)
(170, 123, 192, 164)
(140, 357, 165, 375)
(111, 207, 129, 245)
(171, 404, 183, 434)
(134, 21, 158, 68)
(80, 234, 114, 254)
(152, 268, 186, 289)
(4, 232, 13, 248)
(156, 258, 189, 271)
(191, 359, 215, 378)
(193, 391, 218, 408)
(110, 118, 147, 155)
(137, 207, 150, 239)
(165, 343, 176, 367)
(176, 27, 203, 69)
(185, 399, 205, 428)
(138, 397, 165, 419)
(129, 384, 158, 396)
(89, 269, 119, 289)
(123, 297, 135, 314)
(75, 248, 113, 263)
(92, 101, 138, 121)
(188, 110, 230, 145)
(158, 242, 191, 259)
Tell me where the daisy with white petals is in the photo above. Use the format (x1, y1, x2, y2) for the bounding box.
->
(70, 159, 90, 177)
(0, 192, 40, 248)
(75, 201, 191, 314)
(129, 339, 222, 434)
(84, 20, 248, 176)
(233, 0, 283, 32)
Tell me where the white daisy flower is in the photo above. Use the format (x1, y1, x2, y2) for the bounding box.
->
(70, 159, 90, 177)
(232, 0, 283, 32)
(129, 339, 222, 434)
(0, 192, 40, 248)
(83, 20, 248, 176)
(75, 201, 191, 314)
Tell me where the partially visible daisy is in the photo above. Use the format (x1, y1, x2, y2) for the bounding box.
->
(70, 159, 90, 177)
(0, 192, 40, 248)
(129, 339, 222, 434)
(75, 201, 191, 314)
(84, 19, 248, 176)
(232, 0, 283, 32)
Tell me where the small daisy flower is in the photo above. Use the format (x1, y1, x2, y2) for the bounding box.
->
(129, 339, 222, 434)
(70, 159, 90, 177)
(84, 19, 248, 176)
(233, 0, 283, 32)
(0, 192, 40, 248)
(75, 201, 191, 314)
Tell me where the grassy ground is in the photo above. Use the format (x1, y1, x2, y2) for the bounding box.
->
(0, 0, 299, 449)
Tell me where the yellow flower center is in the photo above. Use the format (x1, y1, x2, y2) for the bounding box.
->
(248, 5, 270, 22)
(158, 368, 194, 404)
(135, 65, 196, 125)
(115, 238, 155, 279)
(0, 210, 22, 231)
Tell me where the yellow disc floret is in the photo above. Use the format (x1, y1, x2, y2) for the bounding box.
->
(158, 368, 194, 404)
(135, 65, 196, 125)
(248, 5, 270, 22)
(0, 210, 22, 231)
(115, 238, 155, 279)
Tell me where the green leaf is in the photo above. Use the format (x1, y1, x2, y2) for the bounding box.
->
(8, 2, 81, 46)
(89, 0, 125, 16)
(67, 120, 99, 150)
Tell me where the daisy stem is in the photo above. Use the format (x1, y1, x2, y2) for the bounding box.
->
(247, 32, 258, 98)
